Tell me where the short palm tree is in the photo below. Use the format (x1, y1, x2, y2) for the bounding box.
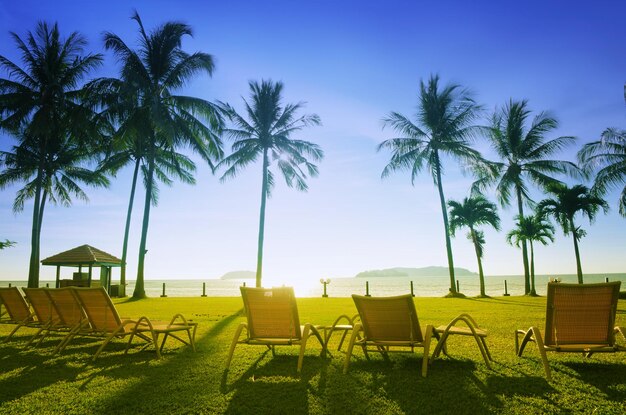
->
(578, 127, 626, 216)
(448, 196, 500, 297)
(537, 184, 608, 283)
(98, 12, 223, 298)
(506, 214, 555, 295)
(0, 22, 104, 287)
(379, 74, 485, 296)
(219, 80, 322, 288)
(478, 99, 578, 294)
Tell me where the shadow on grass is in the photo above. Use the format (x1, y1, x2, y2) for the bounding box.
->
(221, 355, 329, 415)
(0, 310, 244, 414)
(561, 360, 626, 403)
(0, 334, 99, 402)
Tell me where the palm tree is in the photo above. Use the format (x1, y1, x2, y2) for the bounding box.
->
(578, 128, 626, 216)
(219, 80, 322, 288)
(97, 139, 197, 288)
(478, 99, 578, 294)
(0, 22, 104, 287)
(537, 184, 608, 283)
(0, 240, 16, 250)
(99, 12, 223, 298)
(506, 214, 555, 295)
(379, 74, 484, 296)
(448, 196, 500, 297)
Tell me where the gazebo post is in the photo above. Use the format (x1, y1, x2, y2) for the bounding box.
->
(107, 267, 112, 293)
(88, 265, 93, 287)
(55, 266, 60, 288)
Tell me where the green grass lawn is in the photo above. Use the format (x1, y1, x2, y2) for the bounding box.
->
(1, 295, 625, 414)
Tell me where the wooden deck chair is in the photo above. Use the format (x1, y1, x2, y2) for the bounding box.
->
(45, 287, 91, 353)
(72, 287, 196, 360)
(226, 286, 326, 373)
(22, 288, 66, 347)
(0, 287, 38, 342)
(344, 294, 434, 377)
(515, 281, 626, 381)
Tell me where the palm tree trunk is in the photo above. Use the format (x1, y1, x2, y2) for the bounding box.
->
(27, 168, 44, 288)
(434, 155, 457, 294)
(121, 158, 140, 287)
(134, 155, 155, 299)
(471, 228, 486, 297)
(35, 188, 48, 278)
(570, 219, 584, 283)
(515, 186, 531, 295)
(529, 241, 537, 296)
(255, 149, 269, 288)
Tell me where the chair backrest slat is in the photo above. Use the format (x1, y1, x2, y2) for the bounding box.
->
(545, 281, 621, 346)
(46, 287, 85, 327)
(73, 287, 123, 333)
(23, 288, 59, 325)
(0, 287, 32, 322)
(241, 287, 302, 339)
(352, 294, 423, 342)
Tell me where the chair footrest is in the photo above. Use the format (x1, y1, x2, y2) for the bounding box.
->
(436, 326, 487, 337)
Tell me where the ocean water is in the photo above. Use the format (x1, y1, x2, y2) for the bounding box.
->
(2, 273, 625, 298)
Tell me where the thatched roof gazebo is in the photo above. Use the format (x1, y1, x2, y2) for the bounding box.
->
(41, 244, 122, 293)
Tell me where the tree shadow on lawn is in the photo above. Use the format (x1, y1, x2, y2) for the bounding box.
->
(1, 310, 243, 413)
(0, 335, 103, 403)
(77, 310, 260, 414)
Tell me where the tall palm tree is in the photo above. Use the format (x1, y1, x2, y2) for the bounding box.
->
(506, 214, 555, 295)
(96, 138, 197, 288)
(0, 22, 103, 287)
(379, 74, 484, 296)
(578, 128, 626, 216)
(100, 12, 223, 298)
(219, 80, 322, 288)
(478, 99, 578, 294)
(448, 196, 500, 297)
(537, 184, 608, 283)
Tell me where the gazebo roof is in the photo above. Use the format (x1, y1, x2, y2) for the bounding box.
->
(41, 244, 122, 267)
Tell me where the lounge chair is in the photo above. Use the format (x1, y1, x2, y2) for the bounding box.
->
(515, 281, 626, 380)
(72, 287, 196, 360)
(0, 287, 38, 342)
(226, 286, 326, 373)
(22, 288, 66, 347)
(44, 287, 90, 353)
(343, 294, 434, 377)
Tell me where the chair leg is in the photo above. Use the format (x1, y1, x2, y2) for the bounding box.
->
(225, 323, 246, 370)
(151, 331, 161, 359)
(25, 327, 46, 348)
(343, 323, 362, 374)
(481, 337, 493, 361)
(421, 325, 433, 377)
(516, 329, 534, 356)
(432, 330, 449, 360)
(528, 327, 551, 381)
(3, 323, 25, 343)
(298, 325, 312, 373)
(472, 334, 491, 369)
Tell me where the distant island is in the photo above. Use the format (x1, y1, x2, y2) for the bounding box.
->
(220, 271, 255, 280)
(355, 266, 477, 278)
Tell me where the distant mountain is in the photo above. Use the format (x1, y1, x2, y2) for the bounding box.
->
(220, 271, 255, 280)
(355, 266, 476, 278)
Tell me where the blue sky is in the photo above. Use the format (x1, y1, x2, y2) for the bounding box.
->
(0, 0, 625, 284)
